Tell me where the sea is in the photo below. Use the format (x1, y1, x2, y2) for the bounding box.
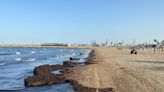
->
(0, 48, 91, 92)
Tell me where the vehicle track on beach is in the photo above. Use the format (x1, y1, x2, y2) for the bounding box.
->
(94, 64, 100, 92)
(67, 48, 164, 92)
(99, 48, 164, 92)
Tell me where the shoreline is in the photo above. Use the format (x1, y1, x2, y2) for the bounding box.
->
(23, 48, 94, 92)
(0, 47, 90, 91)
(24, 49, 108, 92)
(69, 49, 114, 92)
(2, 47, 164, 92)
(66, 48, 116, 92)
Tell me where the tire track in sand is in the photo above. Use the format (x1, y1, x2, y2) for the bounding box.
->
(94, 64, 100, 92)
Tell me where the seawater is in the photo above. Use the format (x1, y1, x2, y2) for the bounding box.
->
(0, 48, 91, 92)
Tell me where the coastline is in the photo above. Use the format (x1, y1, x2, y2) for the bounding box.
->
(1, 47, 164, 92)
(66, 47, 164, 92)
(23, 48, 104, 92)
(65, 48, 115, 92)
(0, 47, 90, 92)
(22, 47, 94, 92)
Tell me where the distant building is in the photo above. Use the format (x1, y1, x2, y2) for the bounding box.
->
(41, 43, 68, 47)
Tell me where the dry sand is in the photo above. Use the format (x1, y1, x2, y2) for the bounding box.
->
(67, 47, 164, 92)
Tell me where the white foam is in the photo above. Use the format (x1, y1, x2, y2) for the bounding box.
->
(71, 53, 77, 56)
(31, 51, 35, 54)
(16, 52, 21, 55)
(15, 58, 22, 61)
(24, 59, 36, 62)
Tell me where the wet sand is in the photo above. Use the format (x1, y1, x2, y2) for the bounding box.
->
(66, 47, 164, 92)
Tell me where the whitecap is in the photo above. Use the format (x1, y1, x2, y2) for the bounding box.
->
(24, 59, 36, 62)
(16, 52, 21, 55)
(71, 53, 77, 56)
(15, 58, 22, 61)
(31, 51, 35, 54)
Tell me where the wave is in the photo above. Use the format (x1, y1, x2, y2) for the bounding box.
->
(15, 58, 22, 61)
(0, 63, 6, 66)
(39, 51, 43, 53)
(31, 51, 35, 54)
(23, 59, 36, 62)
(56, 55, 61, 58)
(71, 53, 77, 56)
(16, 52, 21, 55)
(0, 53, 14, 56)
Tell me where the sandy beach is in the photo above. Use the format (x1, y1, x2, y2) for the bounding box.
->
(66, 47, 164, 92)
(1, 0, 164, 92)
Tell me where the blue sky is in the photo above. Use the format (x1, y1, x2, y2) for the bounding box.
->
(0, 0, 164, 44)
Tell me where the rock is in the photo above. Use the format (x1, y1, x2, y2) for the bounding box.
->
(70, 57, 80, 60)
(63, 61, 82, 67)
(34, 64, 68, 75)
(24, 75, 45, 86)
(44, 73, 66, 85)
(25, 64, 72, 87)
(24, 73, 66, 87)
(34, 64, 52, 75)
(51, 64, 66, 70)
(62, 68, 73, 74)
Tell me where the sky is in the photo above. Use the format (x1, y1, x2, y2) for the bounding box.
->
(0, 0, 164, 44)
